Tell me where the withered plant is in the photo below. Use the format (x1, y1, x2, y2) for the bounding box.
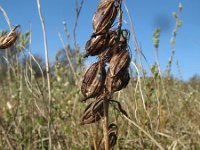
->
(80, 0, 131, 149)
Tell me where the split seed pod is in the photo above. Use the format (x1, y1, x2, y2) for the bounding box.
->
(109, 48, 131, 77)
(99, 123, 118, 150)
(84, 34, 109, 58)
(107, 28, 120, 47)
(106, 68, 130, 93)
(81, 61, 106, 101)
(102, 29, 130, 62)
(93, 0, 121, 35)
(80, 98, 104, 125)
(0, 25, 20, 49)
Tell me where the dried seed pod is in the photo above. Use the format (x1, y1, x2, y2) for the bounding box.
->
(98, 123, 118, 150)
(80, 98, 104, 125)
(101, 29, 130, 62)
(109, 48, 131, 77)
(107, 28, 119, 47)
(84, 29, 119, 58)
(81, 61, 106, 101)
(106, 68, 130, 93)
(84, 34, 109, 58)
(93, 0, 121, 35)
(0, 25, 20, 49)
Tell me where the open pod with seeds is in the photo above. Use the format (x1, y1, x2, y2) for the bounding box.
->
(93, 0, 121, 35)
(81, 61, 106, 101)
(98, 123, 118, 150)
(106, 68, 130, 93)
(80, 97, 105, 125)
(0, 25, 20, 49)
(109, 48, 131, 77)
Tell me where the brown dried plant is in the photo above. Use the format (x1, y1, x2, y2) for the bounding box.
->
(0, 25, 20, 49)
(80, 0, 131, 149)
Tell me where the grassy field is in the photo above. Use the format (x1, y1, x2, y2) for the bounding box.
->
(0, 1, 200, 150)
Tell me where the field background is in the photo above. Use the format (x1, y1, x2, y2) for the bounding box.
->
(0, 0, 200, 150)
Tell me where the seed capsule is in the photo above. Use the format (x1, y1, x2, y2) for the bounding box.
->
(84, 34, 109, 58)
(106, 68, 130, 93)
(0, 25, 20, 49)
(98, 123, 118, 150)
(84, 29, 119, 58)
(80, 97, 105, 125)
(101, 29, 130, 62)
(109, 48, 131, 77)
(93, 0, 121, 35)
(81, 61, 106, 101)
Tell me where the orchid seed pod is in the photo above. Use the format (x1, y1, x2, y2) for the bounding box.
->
(107, 28, 120, 47)
(101, 29, 130, 62)
(81, 61, 106, 101)
(109, 48, 131, 77)
(80, 97, 105, 125)
(84, 34, 109, 58)
(93, 0, 121, 35)
(99, 123, 118, 150)
(84, 29, 119, 58)
(0, 25, 20, 49)
(106, 68, 130, 93)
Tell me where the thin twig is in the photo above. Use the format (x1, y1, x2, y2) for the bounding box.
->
(73, 0, 85, 47)
(0, 122, 14, 150)
(122, 115, 165, 150)
(0, 5, 12, 30)
(36, 0, 52, 149)
(58, 33, 78, 81)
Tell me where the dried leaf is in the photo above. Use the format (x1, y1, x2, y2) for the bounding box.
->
(109, 100, 129, 117)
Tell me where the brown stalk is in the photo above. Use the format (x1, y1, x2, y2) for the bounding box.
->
(102, 98, 109, 150)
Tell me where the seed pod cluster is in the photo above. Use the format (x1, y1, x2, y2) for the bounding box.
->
(0, 25, 20, 49)
(80, 2, 130, 149)
(81, 0, 130, 122)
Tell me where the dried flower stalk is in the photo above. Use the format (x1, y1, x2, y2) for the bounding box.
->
(80, 0, 130, 149)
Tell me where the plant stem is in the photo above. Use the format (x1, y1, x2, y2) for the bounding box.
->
(103, 99, 109, 150)
(36, 0, 52, 149)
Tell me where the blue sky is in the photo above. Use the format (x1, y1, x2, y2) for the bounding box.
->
(0, 0, 199, 80)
